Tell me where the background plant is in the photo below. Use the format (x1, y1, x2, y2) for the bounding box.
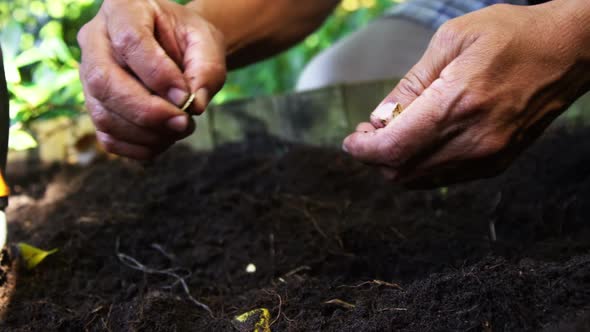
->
(0, 0, 396, 150)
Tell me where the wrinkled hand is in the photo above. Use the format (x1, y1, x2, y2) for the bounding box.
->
(343, 3, 590, 187)
(78, 0, 226, 159)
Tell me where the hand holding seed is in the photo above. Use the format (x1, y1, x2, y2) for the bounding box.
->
(78, 0, 226, 160)
(370, 103, 404, 128)
(343, 3, 590, 187)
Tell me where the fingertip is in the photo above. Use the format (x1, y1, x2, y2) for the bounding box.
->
(195, 88, 209, 111)
(369, 114, 386, 129)
(185, 87, 209, 115)
(168, 87, 190, 107)
(181, 117, 197, 138)
(355, 122, 376, 132)
(342, 131, 370, 156)
(166, 115, 189, 133)
(342, 133, 356, 154)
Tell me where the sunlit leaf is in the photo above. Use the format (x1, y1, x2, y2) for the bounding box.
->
(29, 1, 46, 17)
(14, 47, 47, 68)
(33, 63, 59, 87)
(0, 21, 22, 58)
(41, 37, 74, 64)
(3, 55, 21, 84)
(10, 84, 52, 108)
(19, 32, 35, 50)
(9, 126, 38, 151)
(39, 20, 63, 38)
(47, 0, 66, 19)
(53, 68, 80, 89)
(36, 107, 79, 121)
(9, 100, 26, 120)
(17, 242, 58, 270)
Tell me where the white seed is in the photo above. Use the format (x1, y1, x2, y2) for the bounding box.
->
(246, 263, 257, 273)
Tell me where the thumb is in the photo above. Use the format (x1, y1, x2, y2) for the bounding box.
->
(181, 24, 227, 115)
(370, 23, 466, 128)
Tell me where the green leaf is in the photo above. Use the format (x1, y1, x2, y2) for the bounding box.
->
(39, 20, 63, 39)
(8, 100, 26, 123)
(46, 0, 66, 19)
(9, 127, 38, 151)
(41, 37, 74, 64)
(53, 68, 80, 89)
(17, 242, 58, 270)
(14, 47, 48, 68)
(36, 107, 79, 121)
(0, 21, 23, 59)
(9, 84, 52, 108)
(2, 55, 21, 84)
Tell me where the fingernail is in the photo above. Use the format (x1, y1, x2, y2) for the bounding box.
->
(195, 88, 209, 113)
(168, 88, 189, 107)
(371, 102, 402, 128)
(167, 115, 188, 132)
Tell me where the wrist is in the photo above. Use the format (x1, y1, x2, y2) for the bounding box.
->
(542, 0, 590, 91)
(184, 1, 255, 56)
(544, 0, 590, 59)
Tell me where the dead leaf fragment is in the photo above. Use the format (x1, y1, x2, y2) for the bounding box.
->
(17, 242, 58, 270)
(232, 308, 271, 332)
(323, 299, 356, 310)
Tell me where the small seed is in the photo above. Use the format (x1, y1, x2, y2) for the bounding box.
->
(180, 93, 196, 113)
(371, 102, 404, 127)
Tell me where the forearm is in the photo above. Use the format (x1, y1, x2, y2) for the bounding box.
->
(187, 0, 340, 69)
(548, 0, 590, 57)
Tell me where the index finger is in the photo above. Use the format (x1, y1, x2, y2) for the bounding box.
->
(343, 77, 459, 168)
(78, 18, 185, 130)
(103, 1, 190, 106)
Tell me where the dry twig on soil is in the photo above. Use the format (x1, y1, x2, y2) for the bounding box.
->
(115, 238, 213, 317)
(262, 289, 283, 327)
(338, 279, 403, 290)
(323, 299, 356, 310)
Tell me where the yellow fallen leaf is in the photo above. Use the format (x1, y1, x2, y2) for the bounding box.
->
(17, 242, 58, 270)
(232, 308, 271, 332)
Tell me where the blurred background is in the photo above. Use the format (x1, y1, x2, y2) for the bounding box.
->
(0, 0, 399, 151)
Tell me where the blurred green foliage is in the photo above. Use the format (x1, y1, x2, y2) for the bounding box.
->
(0, 0, 394, 149)
(218, 1, 396, 103)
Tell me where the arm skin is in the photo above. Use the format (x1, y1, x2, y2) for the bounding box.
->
(343, 0, 590, 187)
(78, 0, 339, 159)
(187, 0, 341, 69)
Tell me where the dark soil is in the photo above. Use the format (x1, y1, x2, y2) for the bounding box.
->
(1, 126, 590, 332)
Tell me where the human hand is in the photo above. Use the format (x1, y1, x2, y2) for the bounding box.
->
(78, 0, 226, 159)
(343, 1, 590, 187)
